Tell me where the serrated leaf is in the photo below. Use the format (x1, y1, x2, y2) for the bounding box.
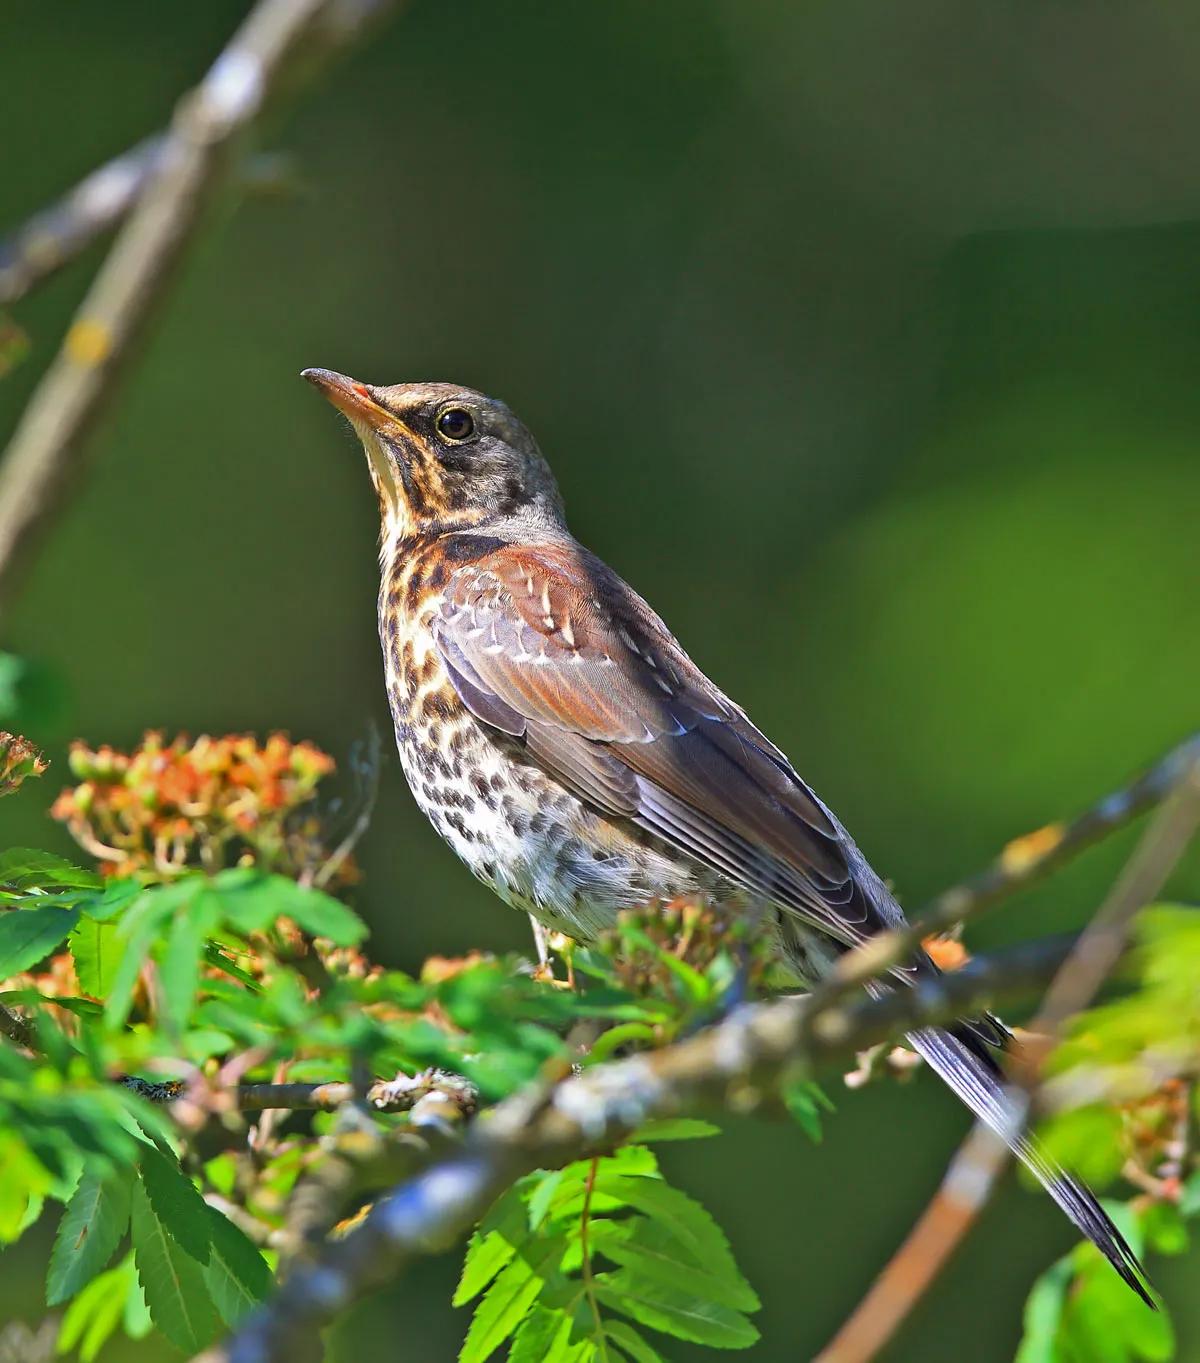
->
(559, 1174, 744, 1291)
(130, 1178, 218, 1352)
(69, 918, 123, 998)
(203, 1205, 272, 1326)
(138, 1146, 211, 1264)
(0, 905, 79, 977)
(507, 1305, 575, 1362)
(596, 1271, 758, 1349)
(47, 1170, 132, 1304)
(455, 1230, 519, 1306)
(0, 849, 101, 892)
(605, 1320, 668, 1363)
(458, 1238, 564, 1363)
(589, 1217, 759, 1312)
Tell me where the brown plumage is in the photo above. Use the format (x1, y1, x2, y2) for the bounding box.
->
(302, 367, 1150, 1302)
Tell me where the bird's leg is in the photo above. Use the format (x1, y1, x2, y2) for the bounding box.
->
(530, 914, 550, 969)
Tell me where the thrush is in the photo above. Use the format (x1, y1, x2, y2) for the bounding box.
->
(302, 367, 1150, 1302)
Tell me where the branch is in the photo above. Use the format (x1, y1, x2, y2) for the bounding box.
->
(0, 0, 399, 617)
(197, 932, 1086, 1363)
(814, 748, 1200, 1363)
(0, 139, 297, 308)
(119, 1068, 478, 1118)
(0, 1000, 35, 1050)
(806, 730, 1200, 1016)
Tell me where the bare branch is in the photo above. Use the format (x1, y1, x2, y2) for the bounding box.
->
(0, 0, 400, 617)
(196, 932, 1087, 1363)
(814, 748, 1200, 1363)
(118, 1068, 478, 1118)
(806, 730, 1200, 1017)
(0, 138, 166, 308)
(0, 140, 298, 308)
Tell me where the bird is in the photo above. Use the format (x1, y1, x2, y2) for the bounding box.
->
(302, 366, 1150, 1303)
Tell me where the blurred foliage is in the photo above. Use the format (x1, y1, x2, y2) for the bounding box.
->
(4, 1, 1200, 1359)
(1020, 908, 1200, 1362)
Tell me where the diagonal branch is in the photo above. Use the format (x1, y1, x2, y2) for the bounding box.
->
(813, 748, 1200, 1363)
(0, 0, 400, 618)
(195, 931, 1088, 1363)
(0, 138, 297, 309)
(805, 730, 1200, 1019)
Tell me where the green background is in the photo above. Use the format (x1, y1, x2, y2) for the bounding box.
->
(3, 2, 1199, 1359)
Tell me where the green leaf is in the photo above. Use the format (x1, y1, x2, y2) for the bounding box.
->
(507, 1305, 575, 1363)
(1015, 1257, 1071, 1363)
(455, 1230, 520, 1306)
(214, 870, 366, 946)
(0, 1132, 52, 1241)
(782, 1078, 833, 1142)
(0, 905, 79, 977)
(47, 1170, 132, 1304)
(0, 849, 100, 892)
(138, 1146, 211, 1264)
(69, 918, 123, 998)
(203, 1205, 272, 1326)
(80, 878, 142, 924)
(596, 1271, 758, 1349)
(605, 1320, 669, 1363)
(633, 1118, 720, 1143)
(1142, 1201, 1189, 1257)
(130, 1178, 219, 1352)
(563, 1174, 745, 1291)
(589, 1217, 759, 1312)
(57, 1257, 135, 1363)
(458, 1238, 565, 1363)
(159, 890, 222, 1031)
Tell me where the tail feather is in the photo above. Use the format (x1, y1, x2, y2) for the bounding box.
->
(908, 1025, 1153, 1306)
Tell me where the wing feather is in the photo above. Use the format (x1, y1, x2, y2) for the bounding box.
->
(431, 538, 883, 946)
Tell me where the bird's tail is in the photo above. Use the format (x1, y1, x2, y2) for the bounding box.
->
(907, 1024, 1154, 1306)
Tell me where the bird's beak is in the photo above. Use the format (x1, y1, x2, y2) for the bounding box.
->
(301, 368, 389, 426)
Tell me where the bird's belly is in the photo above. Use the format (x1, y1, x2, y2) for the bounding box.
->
(393, 713, 701, 942)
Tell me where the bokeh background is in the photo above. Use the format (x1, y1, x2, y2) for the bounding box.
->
(3, 2, 1200, 1359)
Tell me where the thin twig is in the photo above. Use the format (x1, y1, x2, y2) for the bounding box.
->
(806, 731, 1200, 1020)
(815, 751, 1200, 1363)
(195, 932, 1091, 1363)
(119, 1068, 478, 1117)
(0, 0, 400, 617)
(0, 139, 298, 308)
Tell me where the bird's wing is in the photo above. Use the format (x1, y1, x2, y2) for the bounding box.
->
(431, 539, 886, 948)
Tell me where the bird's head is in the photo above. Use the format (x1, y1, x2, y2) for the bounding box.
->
(302, 370, 565, 539)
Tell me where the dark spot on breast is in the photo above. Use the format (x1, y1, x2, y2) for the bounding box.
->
(445, 810, 475, 840)
(421, 689, 455, 721)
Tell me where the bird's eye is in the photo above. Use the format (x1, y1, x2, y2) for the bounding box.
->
(436, 407, 476, 442)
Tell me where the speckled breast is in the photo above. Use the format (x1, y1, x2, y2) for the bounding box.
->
(376, 537, 710, 941)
